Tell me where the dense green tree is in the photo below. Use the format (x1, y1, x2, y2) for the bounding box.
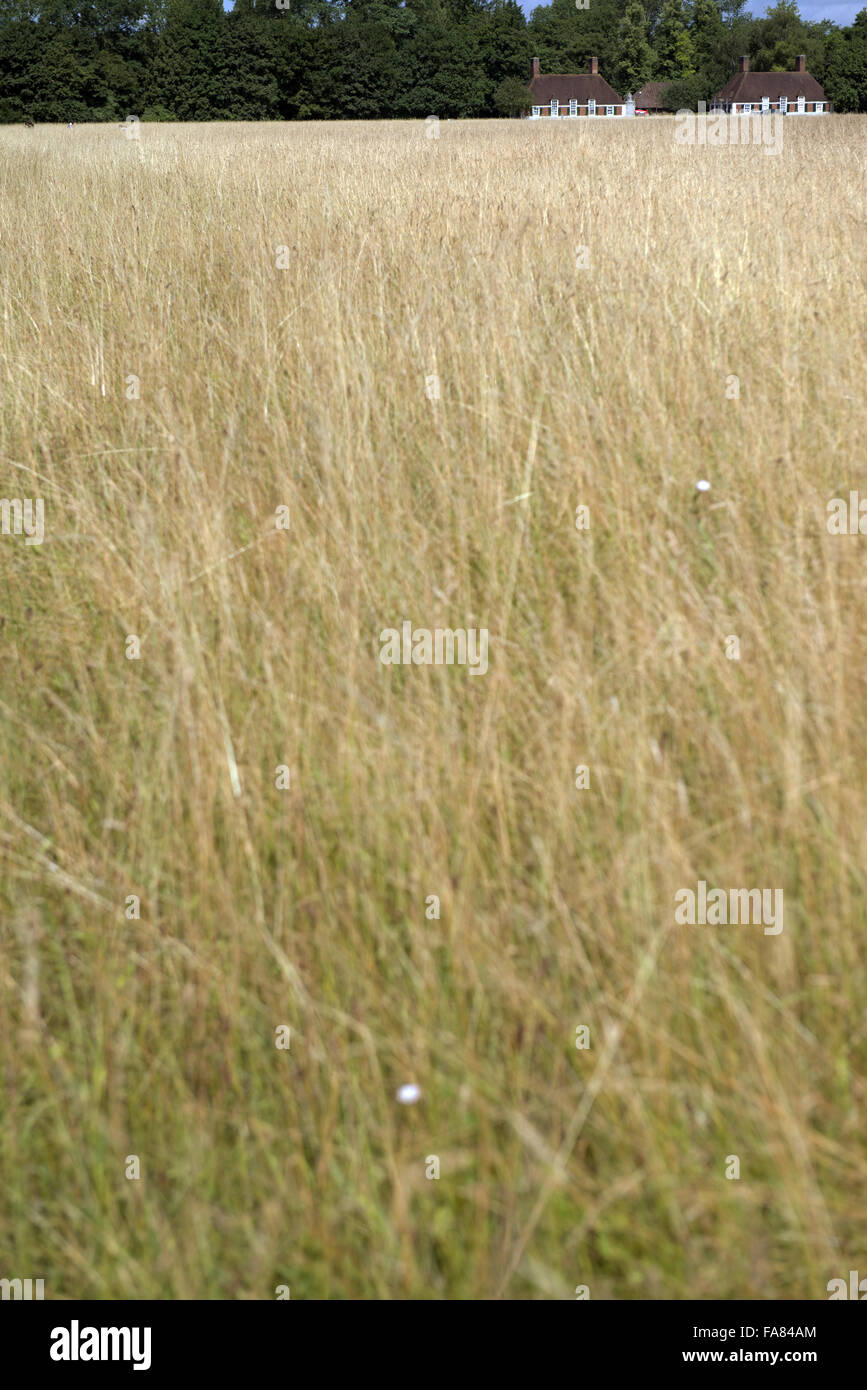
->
(0, 8, 43, 120)
(225, 9, 280, 117)
(687, 0, 728, 91)
(148, 0, 232, 118)
(30, 31, 101, 120)
(399, 3, 488, 117)
(653, 0, 693, 78)
(527, 0, 622, 81)
(493, 74, 532, 112)
(718, 0, 748, 22)
(268, 15, 313, 117)
(0, 0, 864, 124)
(821, 9, 867, 111)
(338, 16, 402, 116)
(751, 0, 821, 73)
(689, 0, 723, 65)
(473, 0, 528, 97)
(617, 0, 654, 93)
(661, 71, 705, 106)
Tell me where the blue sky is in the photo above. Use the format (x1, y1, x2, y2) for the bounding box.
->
(517, 1, 864, 17)
(514, 1, 865, 21)
(222, 1, 863, 23)
(795, 1, 861, 17)
(732, 1, 860, 15)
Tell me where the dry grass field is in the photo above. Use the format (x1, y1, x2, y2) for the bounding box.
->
(1, 115, 866, 1300)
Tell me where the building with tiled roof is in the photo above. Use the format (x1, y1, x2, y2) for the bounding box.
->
(712, 56, 829, 114)
(527, 58, 627, 118)
(633, 81, 672, 113)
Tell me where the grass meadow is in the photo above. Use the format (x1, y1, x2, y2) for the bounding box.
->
(0, 115, 865, 1300)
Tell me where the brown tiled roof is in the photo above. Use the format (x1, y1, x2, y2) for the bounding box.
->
(715, 70, 825, 103)
(530, 74, 624, 106)
(633, 81, 672, 109)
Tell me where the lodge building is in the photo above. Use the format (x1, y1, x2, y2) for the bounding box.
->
(527, 58, 628, 118)
(712, 56, 829, 115)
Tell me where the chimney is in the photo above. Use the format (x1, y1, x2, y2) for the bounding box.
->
(531, 57, 540, 80)
(795, 54, 806, 72)
(590, 56, 599, 76)
(739, 55, 749, 73)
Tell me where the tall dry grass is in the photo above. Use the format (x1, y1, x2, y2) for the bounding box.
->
(0, 116, 865, 1299)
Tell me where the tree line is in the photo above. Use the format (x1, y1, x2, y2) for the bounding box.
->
(0, 0, 865, 124)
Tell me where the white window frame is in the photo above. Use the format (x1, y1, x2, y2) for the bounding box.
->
(779, 96, 787, 112)
(797, 95, 805, 112)
(605, 105, 614, 116)
(569, 98, 577, 117)
(814, 101, 824, 112)
(550, 98, 559, 117)
(532, 106, 541, 118)
(761, 96, 770, 112)
(742, 103, 752, 113)
(587, 99, 596, 115)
